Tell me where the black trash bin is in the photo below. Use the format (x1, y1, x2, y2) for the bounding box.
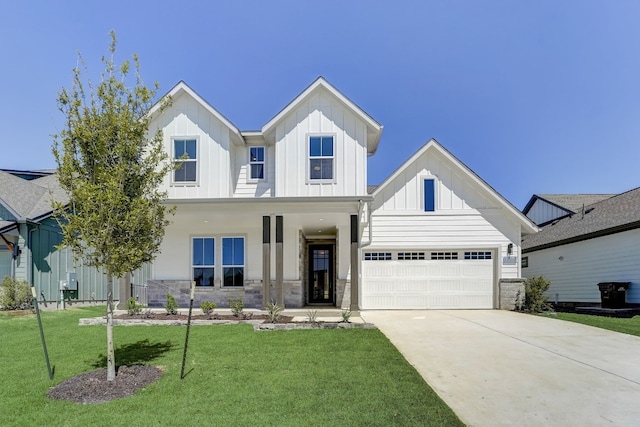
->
(598, 282, 631, 309)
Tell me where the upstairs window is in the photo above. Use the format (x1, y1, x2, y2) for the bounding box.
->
(193, 237, 214, 286)
(174, 139, 197, 183)
(424, 178, 435, 212)
(309, 136, 334, 180)
(222, 237, 245, 287)
(249, 147, 265, 180)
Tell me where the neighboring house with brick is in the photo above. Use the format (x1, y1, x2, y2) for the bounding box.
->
(0, 169, 150, 308)
(521, 187, 640, 306)
(146, 77, 538, 310)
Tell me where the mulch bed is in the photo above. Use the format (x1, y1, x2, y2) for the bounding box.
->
(47, 365, 163, 404)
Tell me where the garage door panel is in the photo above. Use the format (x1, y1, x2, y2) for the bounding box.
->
(362, 251, 494, 309)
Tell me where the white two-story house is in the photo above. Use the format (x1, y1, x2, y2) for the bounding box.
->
(146, 77, 537, 310)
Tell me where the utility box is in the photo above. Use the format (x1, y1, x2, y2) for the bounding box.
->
(66, 272, 78, 291)
(598, 282, 630, 309)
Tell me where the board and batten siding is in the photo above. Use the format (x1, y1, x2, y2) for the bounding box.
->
(155, 92, 233, 199)
(367, 147, 522, 279)
(232, 144, 275, 197)
(526, 199, 569, 225)
(523, 228, 640, 303)
(274, 89, 368, 198)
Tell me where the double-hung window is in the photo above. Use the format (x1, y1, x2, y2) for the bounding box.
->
(222, 237, 245, 287)
(174, 139, 197, 183)
(309, 136, 334, 180)
(249, 147, 265, 180)
(192, 237, 214, 286)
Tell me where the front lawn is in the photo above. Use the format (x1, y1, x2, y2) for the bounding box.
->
(0, 306, 462, 426)
(551, 312, 640, 337)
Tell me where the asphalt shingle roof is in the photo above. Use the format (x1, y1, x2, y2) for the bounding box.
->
(534, 194, 615, 214)
(522, 187, 640, 252)
(0, 170, 66, 223)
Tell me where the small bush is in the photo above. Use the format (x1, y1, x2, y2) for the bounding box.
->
(165, 293, 178, 315)
(0, 277, 32, 310)
(229, 298, 244, 317)
(125, 297, 142, 315)
(265, 301, 282, 323)
(306, 309, 319, 324)
(524, 276, 553, 313)
(340, 309, 352, 323)
(201, 300, 216, 315)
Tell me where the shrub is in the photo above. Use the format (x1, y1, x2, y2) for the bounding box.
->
(340, 309, 352, 323)
(165, 293, 178, 315)
(265, 301, 282, 323)
(524, 276, 553, 313)
(125, 297, 142, 315)
(201, 300, 216, 315)
(229, 298, 244, 317)
(0, 277, 32, 310)
(306, 309, 319, 324)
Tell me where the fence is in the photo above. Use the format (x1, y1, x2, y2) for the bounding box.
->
(130, 282, 148, 307)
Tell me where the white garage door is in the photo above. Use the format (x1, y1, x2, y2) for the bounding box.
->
(361, 250, 494, 309)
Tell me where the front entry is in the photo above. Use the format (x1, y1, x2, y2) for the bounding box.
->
(308, 244, 334, 304)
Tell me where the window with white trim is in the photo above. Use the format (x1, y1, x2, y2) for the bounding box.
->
(222, 237, 245, 287)
(430, 252, 458, 260)
(174, 139, 197, 183)
(249, 147, 265, 180)
(309, 136, 334, 180)
(192, 237, 214, 286)
(364, 252, 392, 261)
(424, 178, 435, 212)
(464, 251, 492, 260)
(398, 252, 426, 260)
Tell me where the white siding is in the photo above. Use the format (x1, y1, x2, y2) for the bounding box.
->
(232, 144, 275, 197)
(523, 229, 640, 303)
(526, 199, 571, 225)
(274, 88, 368, 198)
(153, 92, 234, 199)
(367, 147, 522, 279)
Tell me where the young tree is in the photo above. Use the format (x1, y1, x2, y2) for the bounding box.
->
(52, 31, 173, 381)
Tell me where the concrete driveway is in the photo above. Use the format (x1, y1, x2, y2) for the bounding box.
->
(361, 310, 640, 427)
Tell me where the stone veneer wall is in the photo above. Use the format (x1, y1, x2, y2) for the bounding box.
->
(148, 279, 305, 309)
(499, 278, 525, 310)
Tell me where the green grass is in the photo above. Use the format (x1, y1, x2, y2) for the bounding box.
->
(551, 312, 640, 337)
(0, 306, 463, 426)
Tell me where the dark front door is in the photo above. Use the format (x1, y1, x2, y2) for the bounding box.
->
(308, 244, 334, 304)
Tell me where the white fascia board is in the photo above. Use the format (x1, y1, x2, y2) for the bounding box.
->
(261, 77, 382, 154)
(148, 81, 245, 146)
(167, 195, 373, 205)
(373, 139, 538, 234)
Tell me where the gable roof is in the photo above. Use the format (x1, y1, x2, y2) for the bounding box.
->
(373, 139, 538, 234)
(261, 77, 383, 154)
(0, 170, 67, 226)
(522, 194, 614, 216)
(148, 81, 244, 146)
(522, 187, 640, 252)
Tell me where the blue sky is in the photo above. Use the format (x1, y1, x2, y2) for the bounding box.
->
(1, 1, 639, 209)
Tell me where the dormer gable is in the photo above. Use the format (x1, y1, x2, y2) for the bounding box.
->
(261, 77, 383, 155)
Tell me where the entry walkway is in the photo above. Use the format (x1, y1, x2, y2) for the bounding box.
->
(361, 310, 640, 427)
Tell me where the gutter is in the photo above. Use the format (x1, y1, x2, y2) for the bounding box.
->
(523, 220, 640, 253)
(359, 200, 373, 248)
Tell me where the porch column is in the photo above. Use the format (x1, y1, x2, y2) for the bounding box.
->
(350, 214, 359, 311)
(276, 215, 284, 307)
(262, 216, 271, 308)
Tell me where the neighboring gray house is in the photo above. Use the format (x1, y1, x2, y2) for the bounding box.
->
(0, 170, 150, 308)
(521, 187, 640, 306)
(523, 194, 614, 226)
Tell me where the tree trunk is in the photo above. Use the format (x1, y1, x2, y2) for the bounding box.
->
(106, 274, 116, 381)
